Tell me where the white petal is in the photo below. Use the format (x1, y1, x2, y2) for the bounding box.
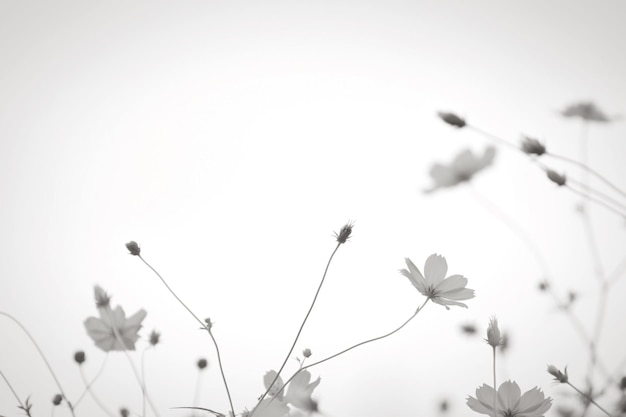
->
(263, 371, 285, 400)
(497, 381, 521, 412)
(434, 275, 467, 293)
(424, 254, 447, 285)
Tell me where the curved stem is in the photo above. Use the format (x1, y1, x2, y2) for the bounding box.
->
(0, 368, 32, 416)
(566, 381, 613, 417)
(74, 354, 115, 417)
(0, 312, 76, 417)
(492, 347, 497, 417)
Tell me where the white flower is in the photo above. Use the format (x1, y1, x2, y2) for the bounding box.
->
(424, 146, 496, 193)
(400, 254, 475, 309)
(467, 381, 552, 417)
(284, 370, 320, 411)
(256, 370, 320, 417)
(84, 305, 147, 352)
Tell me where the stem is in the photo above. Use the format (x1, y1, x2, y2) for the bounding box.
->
(141, 348, 148, 417)
(0, 312, 76, 417)
(75, 355, 116, 417)
(137, 255, 235, 417)
(566, 381, 613, 417)
(255, 243, 342, 410)
(565, 184, 626, 218)
(192, 368, 204, 417)
(492, 347, 497, 417)
(0, 368, 32, 417)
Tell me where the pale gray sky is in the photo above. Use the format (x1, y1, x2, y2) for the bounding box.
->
(1, 2, 625, 417)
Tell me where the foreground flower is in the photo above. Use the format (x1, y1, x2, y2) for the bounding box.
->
(467, 381, 552, 417)
(561, 101, 613, 123)
(424, 146, 496, 193)
(256, 369, 320, 416)
(400, 254, 475, 309)
(84, 303, 147, 352)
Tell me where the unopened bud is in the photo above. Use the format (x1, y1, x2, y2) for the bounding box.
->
(302, 348, 312, 358)
(334, 222, 354, 244)
(204, 318, 213, 330)
(125, 241, 141, 256)
(197, 358, 208, 370)
(485, 316, 504, 348)
(521, 136, 546, 156)
(52, 394, 63, 406)
(438, 111, 466, 128)
(120, 408, 130, 417)
(546, 170, 566, 186)
(547, 365, 568, 383)
(94, 285, 111, 308)
(149, 330, 161, 346)
(74, 351, 86, 365)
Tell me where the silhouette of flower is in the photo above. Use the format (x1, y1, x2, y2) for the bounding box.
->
(467, 381, 552, 417)
(424, 146, 496, 193)
(400, 254, 475, 309)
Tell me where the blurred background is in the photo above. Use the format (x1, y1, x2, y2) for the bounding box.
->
(1, 1, 625, 416)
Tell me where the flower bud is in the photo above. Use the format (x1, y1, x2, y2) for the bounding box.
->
(125, 241, 141, 256)
(334, 222, 354, 244)
(120, 408, 130, 417)
(204, 318, 213, 330)
(74, 351, 86, 365)
(546, 170, 566, 186)
(619, 376, 626, 391)
(197, 358, 208, 370)
(149, 330, 161, 346)
(521, 136, 546, 156)
(485, 316, 503, 348)
(547, 365, 568, 383)
(302, 348, 312, 358)
(94, 285, 111, 308)
(438, 111, 466, 128)
(52, 394, 63, 406)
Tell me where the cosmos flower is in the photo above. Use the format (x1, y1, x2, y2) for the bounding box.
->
(257, 369, 320, 417)
(561, 102, 613, 123)
(284, 370, 320, 411)
(467, 381, 552, 417)
(400, 254, 475, 309)
(424, 146, 496, 193)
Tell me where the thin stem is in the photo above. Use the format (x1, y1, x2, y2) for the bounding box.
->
(565, 184, 626, 218)
(137, 255, 235, 417)
(567, 177, 626, 213)
(608, 255, 626, 287)
(0, 312, 76, 417)
(492, 347, 497, 417)
(192, 369, 204, 417)
(77, 361, 116, 417)
(566, 381, 613, 417)
(467, 125, 520, 151)
(141, 348, 148, 417)
(255, 243, 342, 410)
(0, 368, 31, 416)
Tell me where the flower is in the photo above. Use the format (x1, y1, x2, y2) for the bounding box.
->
(520, 137, 546, 156)
(400, 254, 475, 309)
(547, 365, 568, 383)
(424, 146, 496, 193)
(334, 222, 354, 244)
(284, 370, 321, 411)
(125, 241, 141, 256)
(438, 111, 467, 128)
(561, 102, 613, 123)
(546, 170, 566, 186)
(84, 304, 147, 352)
(467, 381, 552, 417)
(486, 316, 504, 348)
(257, 369, 321, 416)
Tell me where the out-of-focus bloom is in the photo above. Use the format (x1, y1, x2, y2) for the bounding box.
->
(197, 358, 208, 370)
(546, 170, 566, 186)
(400, 254, 475, 309)
(334, 222, 354, 244)
(149, 330, 161, 346)
(302, 348, 312, 358)
(424, 146, 496, 193)
(84, 304, 147, 352)
(521, 136, 546, 156)
(284, 370, 321, 411)
(120, 408, 130, 417)
(561, 102, 613, 123)
(264, 370, 285, 400)
(74, 351, 86, 365)
(486, 316, 504, 348)
(467, 381, 552, 417)
(52, 394, 63, 406)
(538, 281, 549, 292)
(547, 365, 568, 383)
(125, 241, 141, 256)
(461, 323, 477, 335)
(94, 285, 111, 308)
(438, 111, 467, 128)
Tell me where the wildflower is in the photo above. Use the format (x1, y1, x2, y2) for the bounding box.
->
(302, 348, 312, 358)
(197, 358, 208, 370)
(84, 303, 147, 352)
(467, 381, 552, 417)
(547, 365, 568, 383)
(334, 222, 354, 244)
(74, 350, 86, 365)
(284, 370, 321, 411)
(94, 285, 111, 308)
(52, 394, 63, 406)
(400, 254, 475, 309)
(424, 146, 496, 193)
(485, 316, 504, 348)
(546, 170, 566, 186)
(125, 241, 141, 256)
(561, 102, 612, 123)
(438, 111, 466, 128)
(521, 136, 546, 156)
(149, 330, 161, 346)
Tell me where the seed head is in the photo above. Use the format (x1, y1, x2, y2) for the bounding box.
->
(52, 394, 63, 406)
(302, 348, 312, 358)
(438, 111, 466, 128)
(334, 222, 354, 244)
(485, 316, 504, 348)
(197, 358, 208, 370)
(546, 170, 566, 186)
(521, 136, 546, 156)
(547, 365, 569, 383)
(74, 351, 86, 365)
(125, 241, 141, 256)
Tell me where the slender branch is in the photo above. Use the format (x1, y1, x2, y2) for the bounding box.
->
(566, 381, 613, 417)
(0, 368, 31, 416)
(74, 354, 115, 417)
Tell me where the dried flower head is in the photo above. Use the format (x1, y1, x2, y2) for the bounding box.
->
(120, 408, 130, 417)
(424, 146, 496, 193)
(468, 381, 552, 417)
(521, 136, 546, 156)
(546, 170, 566, 186)
(149, 330, 161, 346)
(197, 358, 208, 370)
(547, 365, 569, 383)
(125, 241, 141, 256)
(438, 111, 466, 128)
(94, 285, 111, 308)
(74, 351, 86, 365)
(302, 348, 312, 358)
(52, 394, 63, 406)
(485, 316, 504, 348)
(561, 102, 612, 123)
(334, 222, 354, 244)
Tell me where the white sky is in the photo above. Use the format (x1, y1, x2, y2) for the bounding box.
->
(1, 1, 625, 417)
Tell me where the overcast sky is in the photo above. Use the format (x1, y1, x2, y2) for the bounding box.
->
(1, 2, 625, 417)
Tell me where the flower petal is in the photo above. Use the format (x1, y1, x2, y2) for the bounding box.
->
(434, 275, 468, 293)
(263, 370, 285, 400)
(424, 254, 447, 286)
(438, 287, 475, 300)
(517, 387, 552, 417)
(400, 258, 427, 294)
(497, 381, 521, 412)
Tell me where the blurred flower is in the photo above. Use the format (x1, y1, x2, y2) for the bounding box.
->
(438, 111, 466, 128)
(546, 170, 566, 186)
(52, 394, 63, 406)
(334, 222, 354, 244)
(521, 136, 546, 156)
(486, 316, 504, 348)
(84, 305, 147, 352)
(284, 370, 321, 411)
(547, 365, 568, 383)
(439, 399, 450, 413)
(467, 381, 552, 417)
(197, 358, 208, 370)
(424, 146, 496, 193)
(461, 323, 477, 335)
(264, 370, 285, 400)
(94, 285, 111, 308)
(120, 408, 130, 417)
(302, 348, 312, 358)
(149, 330, 160, 346)
(125, 241, 141, 256)
(538, 281, 549, 292)
(561, 102, 612, 123)
(74, 350, 86, 365)
(400, 254, 475, 309)
(619, 376, 626, 391)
